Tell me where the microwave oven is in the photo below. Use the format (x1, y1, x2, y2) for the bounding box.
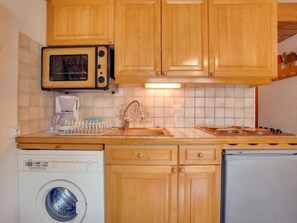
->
(42, 45, 114, 90)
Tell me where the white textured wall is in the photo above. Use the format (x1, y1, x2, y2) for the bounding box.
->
(0, 0, 46, 44)
(0, 1, 46, 222)
(278, 33, 297, 54)
(258, 34, 297, 134)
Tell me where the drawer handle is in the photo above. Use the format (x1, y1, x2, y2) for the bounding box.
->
(179, 167, 185, 173)
(171, 167, 177, 173)
(55, 145, 61, 149)
(197, 152, 204, 158)
(137, 152, 144, 158)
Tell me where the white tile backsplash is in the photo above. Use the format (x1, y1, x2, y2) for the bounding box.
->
(185, 98, 195, 107)
(205, 87, 215, 97)
(195, 108, 205, 118)
(225, 87, 235, 97)
(225, 98, 235, 108)
(235, 87, 245, 97)
(205, 98, 215, 107)
(18, 33, 55, 134)
(73, 84, 255, 128)
(215, 98, 225, 107)
(195, 98, 205, 107)
(215, 87, 225, 97)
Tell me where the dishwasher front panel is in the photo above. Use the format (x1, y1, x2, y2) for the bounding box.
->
(222, 150, 297, 223)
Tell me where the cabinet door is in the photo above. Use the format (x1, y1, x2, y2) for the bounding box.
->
(47, 0, 114, 45)
(162, 0, 208, 77)
(106, 165, 177, 223)
(115, 0, 161, 81)
(209, 0, 277, 78)
(179, 166, 221, 223)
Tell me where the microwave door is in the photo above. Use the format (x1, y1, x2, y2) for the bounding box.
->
(42, 47, 96, 89)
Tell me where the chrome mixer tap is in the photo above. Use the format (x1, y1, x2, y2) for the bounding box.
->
(122, 100, 145, 130)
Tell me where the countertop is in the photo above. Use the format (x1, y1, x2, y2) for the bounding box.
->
(16, 128, 297, 149)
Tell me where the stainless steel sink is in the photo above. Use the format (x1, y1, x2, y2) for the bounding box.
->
(103, 128, 173, 137)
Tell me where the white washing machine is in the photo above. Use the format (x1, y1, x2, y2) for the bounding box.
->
(18, 150, 104, 223)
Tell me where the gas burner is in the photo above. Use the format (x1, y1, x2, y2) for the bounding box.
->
(197, 126, 294, 136)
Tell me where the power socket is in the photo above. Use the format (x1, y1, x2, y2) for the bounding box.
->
(174, 105, 183, 125)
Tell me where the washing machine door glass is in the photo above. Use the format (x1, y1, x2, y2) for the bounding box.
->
(36, 180, 87, 223)
(45, 187, 78, 222)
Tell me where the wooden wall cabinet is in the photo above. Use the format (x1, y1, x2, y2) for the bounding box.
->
(114, 0, 161, 79)
(105, 144, 221, 223)
(208, 0, 277, 80)
(115, 0, 277, 84)
(47, 0, 114, 46)
(162, 0, 208, 78)
(114, 0, 208, 83)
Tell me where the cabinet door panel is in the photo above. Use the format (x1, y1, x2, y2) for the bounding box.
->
(209, 0, 277, 78)
(106, 165, 177, 223)
(47, 0, 114, 45)
(179, 166, 221, 223)
(115, 0, 161, 78)
(162, 0, 208, 76)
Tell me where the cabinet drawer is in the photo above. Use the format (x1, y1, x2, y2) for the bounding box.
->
(105, 145, 178, 165)
(179, 145, 221, 165)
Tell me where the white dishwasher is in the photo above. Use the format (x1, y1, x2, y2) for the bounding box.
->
(222, 150, 297, 223)
(18, 150, 104, 223)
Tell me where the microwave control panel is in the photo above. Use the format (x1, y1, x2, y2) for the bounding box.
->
(97, 46, 108, 88)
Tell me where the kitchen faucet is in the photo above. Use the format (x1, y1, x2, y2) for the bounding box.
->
(122, 100, 145, 130)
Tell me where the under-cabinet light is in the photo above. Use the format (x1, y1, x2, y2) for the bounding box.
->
(144, 83, 181, 89)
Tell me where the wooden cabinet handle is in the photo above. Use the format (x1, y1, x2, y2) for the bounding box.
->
(179, 167, 185, 173)
(171, 167, 177, 173)
(137, 152, 144, 158)
(209, 72, 215, 77)
(197, 152, 204, 158)
(162, 71, 167, 76)
(156, 71, 161, 76)
(55, 145, 61, 149)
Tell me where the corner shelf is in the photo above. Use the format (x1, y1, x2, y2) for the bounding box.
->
(274, 61, 297, 81)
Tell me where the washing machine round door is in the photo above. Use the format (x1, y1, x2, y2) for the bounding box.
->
(36, 180, 87, 223)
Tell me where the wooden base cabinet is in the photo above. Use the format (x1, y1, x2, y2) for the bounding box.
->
(105, 145, 221, 223)
(106, 165, 178, 223)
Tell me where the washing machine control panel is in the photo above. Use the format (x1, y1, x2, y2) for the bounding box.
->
(25, 160, 48, 168)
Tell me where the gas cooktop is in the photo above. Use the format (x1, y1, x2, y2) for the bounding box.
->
(197, 126, 295, 136)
